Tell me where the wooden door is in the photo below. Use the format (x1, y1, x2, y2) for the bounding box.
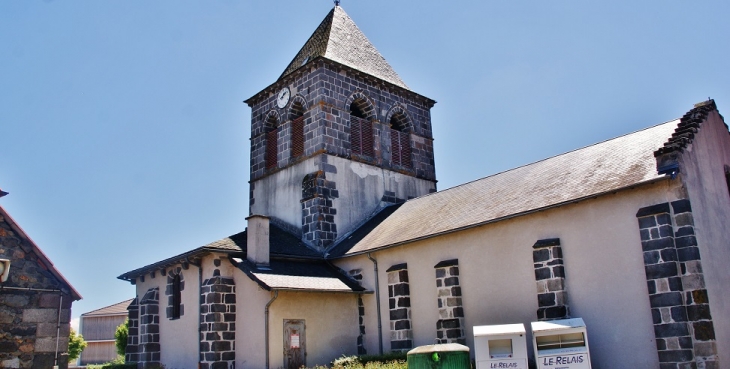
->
(284, 319, 306, 369)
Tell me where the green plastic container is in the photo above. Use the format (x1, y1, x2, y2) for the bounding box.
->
(407, 343, 471, 369)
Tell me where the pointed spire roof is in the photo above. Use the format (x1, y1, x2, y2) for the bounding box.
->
(279, 6, 408, 89)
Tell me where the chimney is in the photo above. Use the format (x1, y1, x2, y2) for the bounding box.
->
(246, 215, 270, 266)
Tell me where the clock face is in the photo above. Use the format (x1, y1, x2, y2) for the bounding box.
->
(277, 87, 290, 109)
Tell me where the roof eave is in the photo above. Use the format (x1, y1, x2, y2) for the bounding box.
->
(268, 287, 371, 294)
(339, 176, 672, 258)
(117, 247, 236, 282)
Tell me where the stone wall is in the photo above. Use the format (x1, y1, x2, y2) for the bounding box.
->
(138, 287, 160, 368)
(125, 298, 140, 363)
(199, 264, 236, 369)
(386, 263, 412, 351)
(532, 238, 569, 320)
(348, 269, 367, 355)
(301, 169, 338, 250)
(0, 213, 73, 369)
(434, 259, 465, 345)
(636, 200, 719, 369)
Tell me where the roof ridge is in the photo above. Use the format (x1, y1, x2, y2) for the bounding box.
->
(81, 298, 134, 316)
(278, 7, 335, 80)
(415, 118, 681, 200)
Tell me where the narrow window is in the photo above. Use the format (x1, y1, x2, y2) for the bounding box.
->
(265, 114, 279, 170)
(725, 165, 730, 198)
(350, 99, 373, 157)
(290, 102, 305, 159)
(390, 112, 411, 168)
(171, 274, 181, 319)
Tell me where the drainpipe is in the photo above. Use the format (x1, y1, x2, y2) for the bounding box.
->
(367, 253, 383, 355)
(54, 294, 63, 369)
(186, 257, 202, 369)
(265, 290, 279, 369)
(0, 287, 66, 367)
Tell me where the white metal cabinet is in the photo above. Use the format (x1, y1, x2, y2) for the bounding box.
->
(531, 318, 591, 369)
(474, 323, 528, 369)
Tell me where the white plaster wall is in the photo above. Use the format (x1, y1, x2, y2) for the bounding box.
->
(267, 291, 360, 368)
(234, 272, 272, 369)
(335, 181, 684, 369)
(158, 264, 200, 369)
(234, 277, 361, 369)
(676, 110, 730, 368)
(251, 154, 435, 238)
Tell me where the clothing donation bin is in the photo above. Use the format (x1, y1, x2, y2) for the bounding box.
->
(407, 343, 470, 369)
(531, 318, 591, 369)
(473, 323, 528, 369)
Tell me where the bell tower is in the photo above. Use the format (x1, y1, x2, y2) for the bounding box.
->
(244, 5, 437, 251)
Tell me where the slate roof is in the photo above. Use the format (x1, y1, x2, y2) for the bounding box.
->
(341, 119, 682, 256)
(81, 299, 134, 317)
(327, 203, 403, 258)
(206, 223, 322, 259)
(118, 223, 322, 281)
(232, 258, 367, 293)
(279, 6, 408, 89)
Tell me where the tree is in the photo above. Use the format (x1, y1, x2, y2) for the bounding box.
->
(115, 318, 129, 357)
(68, 328, 87, 361)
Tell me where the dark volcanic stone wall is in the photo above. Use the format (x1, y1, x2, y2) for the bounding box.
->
(0, 213, 73, 369)
(636, 200, 719, 369)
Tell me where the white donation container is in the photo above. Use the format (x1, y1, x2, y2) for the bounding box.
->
(474, 323, 528, 369)
(531, 318, 591, 369)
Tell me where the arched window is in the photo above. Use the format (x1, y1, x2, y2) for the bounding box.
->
(290, 101, 305, 159)
(171, 273, 181, 319)
(350, 97, 374, 157)
(389, 111, 411, 168)
(265, 113, 279, 170)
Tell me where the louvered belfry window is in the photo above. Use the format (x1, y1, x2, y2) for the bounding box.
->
(291, 116, 305, 158)
(266, 129, 278, 170)
(351, 116, 374, 157)
(390, 112, 411, 168)
(391, 129, 411, 168)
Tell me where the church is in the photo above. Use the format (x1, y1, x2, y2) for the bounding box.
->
(119, 5, 729, 369)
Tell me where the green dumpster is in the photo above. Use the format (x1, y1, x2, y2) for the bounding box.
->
(407, 343, 471, 369)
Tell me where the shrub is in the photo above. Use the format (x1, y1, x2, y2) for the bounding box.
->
(68, 328, 87, 361)
(115, 319, 129, 356)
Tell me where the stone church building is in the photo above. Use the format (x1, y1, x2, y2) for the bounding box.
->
(119, 5, 729, 369)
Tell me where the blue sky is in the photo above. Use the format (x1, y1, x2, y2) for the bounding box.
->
(1, 1, 728, 324)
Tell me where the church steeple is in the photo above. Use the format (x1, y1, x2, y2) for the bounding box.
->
(279, 6, 408, 89)
(245, 6, 436, 252)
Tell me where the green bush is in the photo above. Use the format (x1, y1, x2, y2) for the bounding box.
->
(358, 352, 407, 365)
(86, 356, 136, 369)
(320, 353, 407, 369)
